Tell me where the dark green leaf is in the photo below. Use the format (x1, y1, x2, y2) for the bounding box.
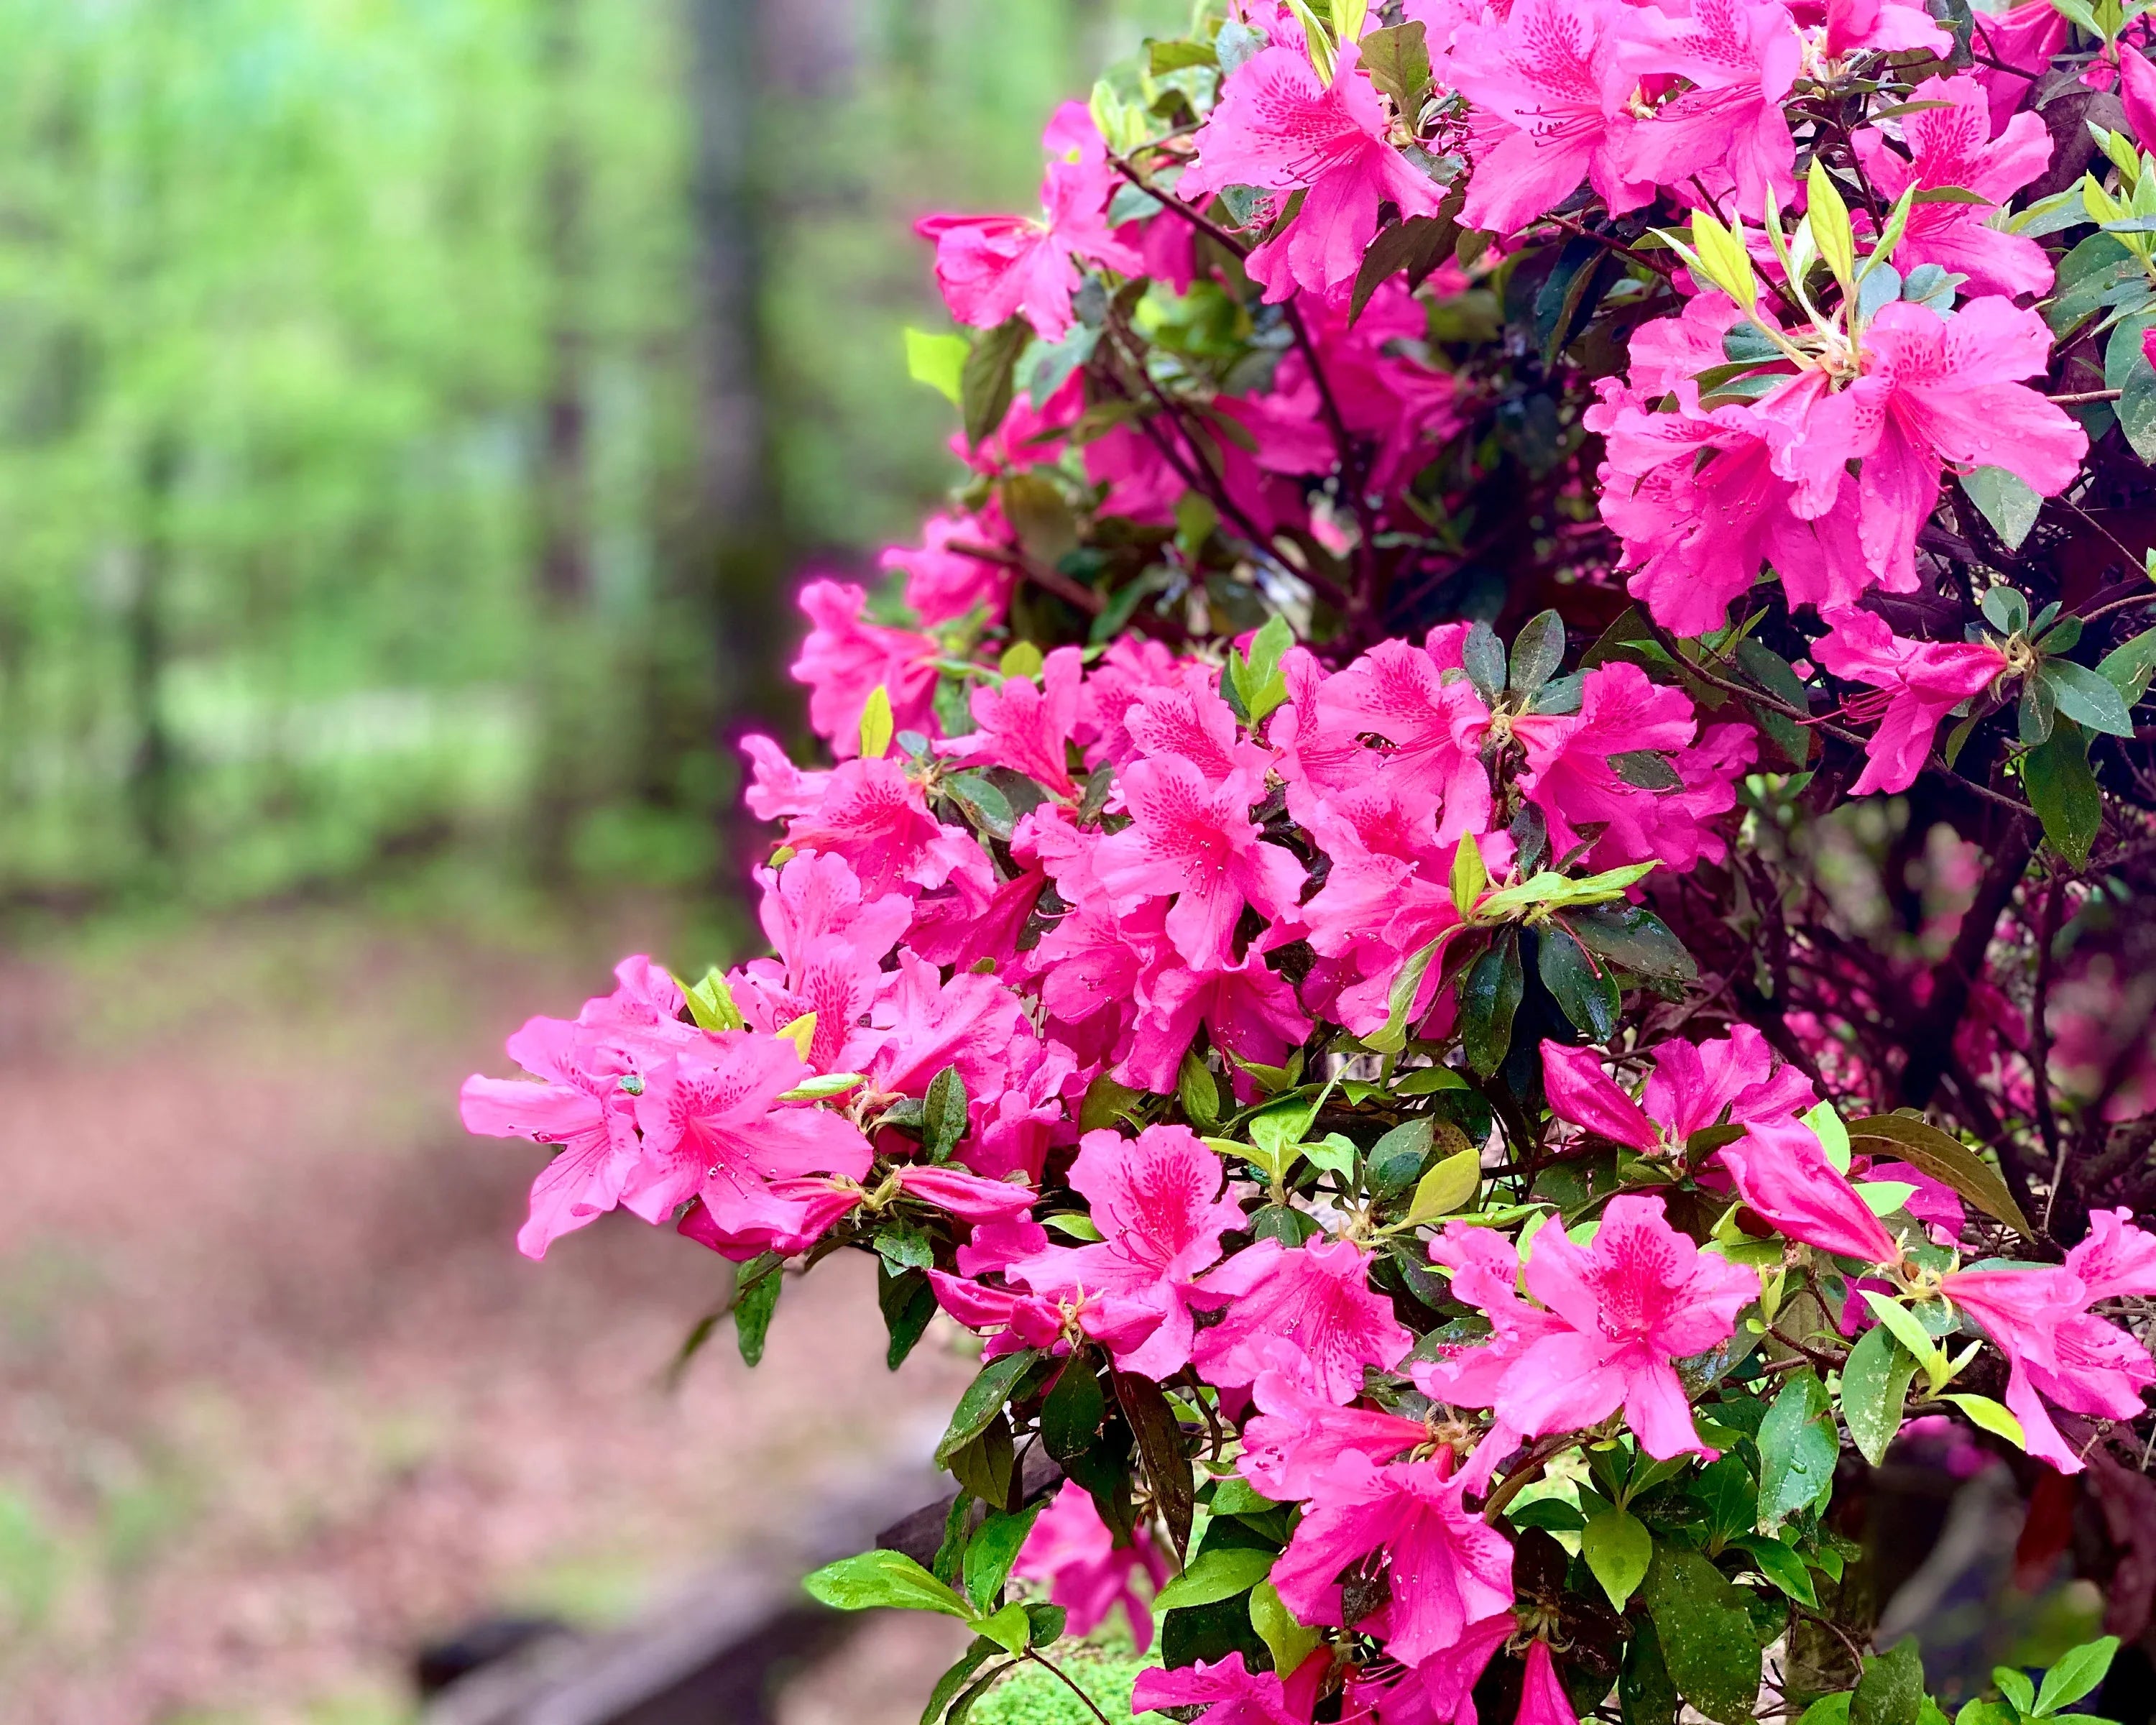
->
(1463, 620, 1507, 702)
(962, 318, 1030, 447)
(1853, 1638, 1926, 1725)
(1510, 610, 1567, 694)
(937, 1351, 1042, 1467)
(923, 1064, 972, 1162)
(1539, 925, 1621, 1042)
(1368, 1117, 1435, 1197)
(2097, 625, 2156, 703)
(1115, 1371, 1194, 1560)
(2043, 660, 2137, 737)
(1021, 1602, 1067, 1648)
(734, 1255, 783, 1366)
(921, 1639, 1003, 1725)
(2021, 720, 2102, 866)
(964, 1504, 1044, 1612)
(1687, 1454, 1759, 1546)
(1757, 1368, 1838, 1532)
(1845, 1114, 2032, 1238)
(1358, 20, 1432, 111)
(1178, 1050, 1221, 1131)
(946, 1662, 1011, 1725)
(1350, 201, 1462, 322)
(1568, 903, 1698, 983)
(1981, 586, 2030, 635)
(1041, 1360, 1107, 1460)
(944, 770, 1018, 842)
(877, 1223, 934, 1271)
(1155, 1545, 1277, 1611)
(1642, 1545, 1764, 1725)
(1460, 933, 1524, 1077)
(1622, 1612, 1683, 1725)
(2020, 671, 2056, 745)
(949, 1415, 1016, 1506)
(1733, 1533, 1818, 1606)
(1611, 749, 1683, 789)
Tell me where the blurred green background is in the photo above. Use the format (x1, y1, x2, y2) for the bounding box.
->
(0, 0, 1180, 914)
(0, 4, 1186, 1721)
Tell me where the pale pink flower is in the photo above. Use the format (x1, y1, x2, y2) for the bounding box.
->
(1182, 42, 1451, 301)
(1716, 1117, 1902, 1263)
(1445, 0, 1653, 236)
(1006, 1125, 1243, 1378)
(1851, 76, 2053, 298)
(1269, 1448, 1516, 1666)
(1092, 755, 1306, 967)
(791, 579, 939, 759)
(1940, 1208, 2156, 1472)
(1194, 1238, 1414, 1402)
(1432, 1195, 1757, 1461)
(1012, 1480, 1172, 1649)
(1812, 606, 2007, 796)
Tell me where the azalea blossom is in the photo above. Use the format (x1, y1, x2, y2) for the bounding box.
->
(1717, 1118, 1902, 1264)
(1195, 1237, 1415, 1402)
(1012, 1480, 1172, 1649)
(1812, 607, 2007, 796)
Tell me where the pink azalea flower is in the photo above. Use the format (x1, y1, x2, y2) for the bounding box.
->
(1134, 1651, 1328, 1725)
(1761, 298, 2086, 592)
(1810, 0, 1948, 59)
(1269, 1448, 1516, 1666)
(880, 512, 1011, 627)
(1445, 0, 1653, 236)
(1851, 76, 2053, 298)
(1092, 754, 1306, 967)
(1432, 1195, 1758, 1461)
(1005, 1125, 1243, 1377)
(677, 1174, 865, 1262)
(1972, 1, 2069, 132)
(1012, 1480, 1172, 1649)
(1940, 1208, 2156, 1472)
(740, 734, 832, 823)
(854, 953, 1029, 1102)
(1539, 1029, 1816, 1155)
(1194, 1238, 1414, 1402)
(1358, 1612, 1514, 1725)
(927, 1267, 1164, 1361)
(1811, 606, 2007, 796)
(2122, 45, 2156, 152)
(1123, 683, 1274, 786)
(939, 645, 1084, 795)
(783, 758, 992, 900)
(1181, 42, 1451, 302)
(1621, 0, 1802, 215)
(461, 1016, 643, 1261)
(1715, 1118, 1902, 1264)
(1314, 630, 1493, 842)
(731, 853, 912, 1072)
(630, 1031, 873, 1239)
(1116, 949, 1314, 1095)
(891, 1163, 1037, 1222)
(1516, 1639, 1577, 1725)
(1239, 1340, 1431, 1501)
(791, 579, 939, 760)
(917, 105, 1143, 340)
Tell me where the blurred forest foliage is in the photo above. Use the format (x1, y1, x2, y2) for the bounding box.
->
(0, 0, 1180, 909)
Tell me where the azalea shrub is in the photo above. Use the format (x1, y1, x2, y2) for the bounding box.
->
(458, 3, 2156, 1724)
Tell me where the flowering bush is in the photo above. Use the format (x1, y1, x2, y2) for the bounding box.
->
(461, 4, 2156, 1724)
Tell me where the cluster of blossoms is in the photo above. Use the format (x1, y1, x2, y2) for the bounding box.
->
(463, 4, 2156, 1724)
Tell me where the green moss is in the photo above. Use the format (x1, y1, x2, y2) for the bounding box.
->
(969, 1650, 1167, 1725)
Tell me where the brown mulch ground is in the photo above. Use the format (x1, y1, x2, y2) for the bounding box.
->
(0, 900, 975, 1724)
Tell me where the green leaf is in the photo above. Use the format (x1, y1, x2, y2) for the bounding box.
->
(1940, 1392, 2027, 1449)
(1463, 620, 1507, 702)
(1864, 1292, 1949, 1388)
(1350, 203, 1462, 322)
(879, 1264, 938, 1371)
(1982, 587, 2031, 637)
(1841, 1321, 1919, 1466)
(921, 1639, 1003, 1725)
(1853, 1637, 1926, 1725)
(1407, 1146, 1483, 1222)
(906, 328, 970, 405)
(2044, 660, 2137, 737)
(1963, 469, 2043, 551)
(1460, 934, 1524, 1077)
(971, 1601, 1034, 1655)
(1250, 1580, 1323, 1677)
(1994, 1669, 2038, 1716)
(734, 1256, 783, 1366)
(2035, 1637, 2120, 1715)
(681, 966, 747, 1032)
(1622, 1614, 1683, 1725)
(1846, 1114, 2033, 1238)
(1452, 829, 1489, 916)
(1756, 1369, 1838, 1532)
(2097, 625, 2156, 703)
(964, 1506, 1044, 1613)
(1079, 1075, 1144, 1133)
(804, 1548, 974, 1616)
(1358, 22, 1432, 111)
(860, 684, 895, 760)
(924, 1064, 972, 1162)
(1582, 1505, 1654, 1608)
(1041, 1361, 1107, 1461)
(1511, 610, 1568, 694)
(1642, 1545, 1766, 1725)
(1153, 1545, 1277, 1611)
(962, 318, 1030, 448)
(1365, 933, 1447, 1055)
(1803, 1693, 1855, 1725)
(1567, 903, 1698, 983)
(1178, 1050, 1221, 1131)
(936, 1351, 1042, 1467)
(1368, 1118, 1434, 1196)
(2021, 721, 2103, 866)
(1809, 160, 1858, 286)
(1733, 1533, 1818, 1606)
(1539, 925, 1621, 1042)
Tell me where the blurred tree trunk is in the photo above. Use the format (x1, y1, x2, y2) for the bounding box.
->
(126, 431, 178, 868)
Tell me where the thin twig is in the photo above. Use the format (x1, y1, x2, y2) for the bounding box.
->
(948, 539, 1105, 616)
(2050, 389, 2123, 405)
(1024, 1650, 1118, 1725)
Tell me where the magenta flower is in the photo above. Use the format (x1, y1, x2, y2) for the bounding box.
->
(1972, 1, 2069, 131)
(917, 105, 1142, 340)
(891, 1163, 1037, 1223)
(1436, 1195, 1759, 1461)
(1194, 1238, 1414, 1402)
(732, 852, 912, 1072)
(1358, 1611, 1514, 1725)
(1716, 1118, 1902, 1264)
(1812, 606, 2007, 796)
(1181, 42, 1451, 302)
(1005, 1125, 1243, 1378)
(2124, 45, 2156, 152)
(1516, 1639, 1577, 1725)
(1011, 1480, 1172, 1650)
(1539, 1029, 1816, 1156)
(880, 512, 1010, 628)
(1851, 75, 2053, 298)
(1269, 1449, 1516, 1666)
(1762, 298, 2086, 592)
(1092, 754, 1306, 967)
(939, 645, 1084, 796)
(1238, 1340, 1430, 1501)
(783, 758, 993, 901)
(1118, 950, 1313, 1096)
(1446, 0, 1652, 236)
(1620, 0, 1802, 213)
(1134, 1652, 1327, 1725)
(1940, 1208, 2156, 1473)
(791, 579, 939, 759)
(1314, 632, 1494, 842)
(628, 1032, 872, 1253)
